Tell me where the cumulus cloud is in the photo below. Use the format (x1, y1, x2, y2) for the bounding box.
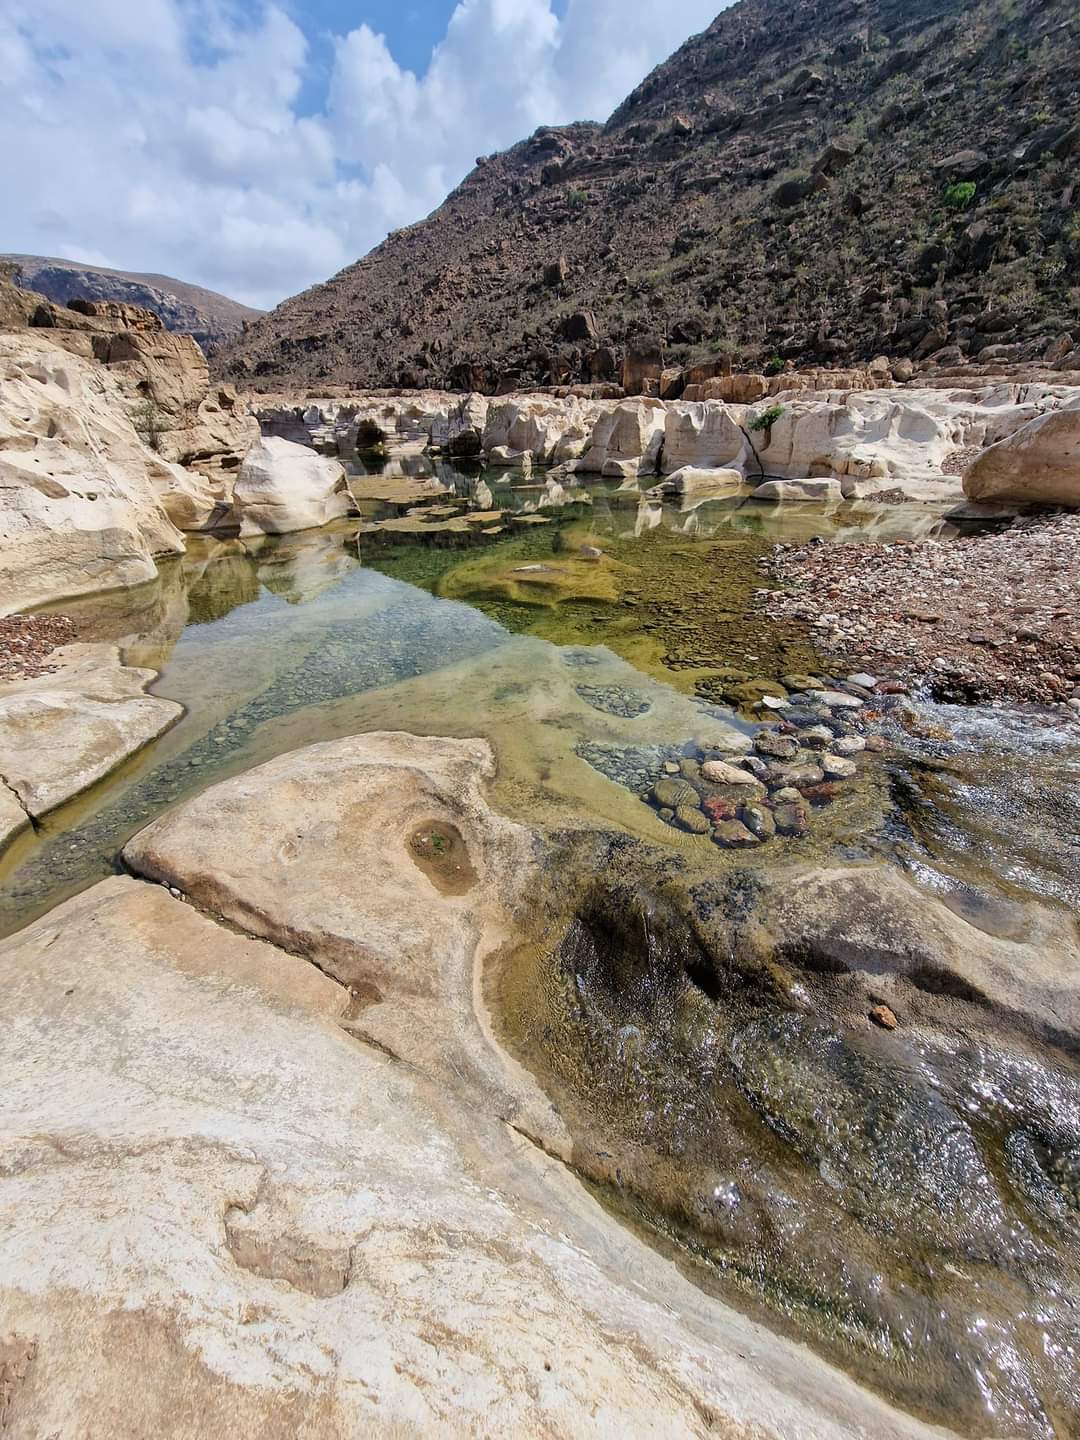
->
(0, 0, 723, 309)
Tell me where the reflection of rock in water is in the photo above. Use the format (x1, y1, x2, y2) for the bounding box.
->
(491, 834, 1080, 1439)
(184, 552, 262, 624)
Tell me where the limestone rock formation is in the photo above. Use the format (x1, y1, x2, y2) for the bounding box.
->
(0, 736, 948, 1439)
(30, 296, 259, 477)
(231, 437, 351, 537)
(962, 397, 1080, 506)
(0, 330, 189, 613)
(0, 643, 181, 850)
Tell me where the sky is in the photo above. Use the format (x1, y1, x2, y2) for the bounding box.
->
(0, 0, 723, 311)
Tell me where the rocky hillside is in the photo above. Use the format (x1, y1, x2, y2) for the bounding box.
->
(3, 254, 262, 352)
(217, 0, 1079, 394)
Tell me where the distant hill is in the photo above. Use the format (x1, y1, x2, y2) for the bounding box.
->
(216, 0, 1080, 393)
(2, 255, 262, 352)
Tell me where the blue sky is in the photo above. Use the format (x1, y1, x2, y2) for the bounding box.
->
(0, 0, 723, 309)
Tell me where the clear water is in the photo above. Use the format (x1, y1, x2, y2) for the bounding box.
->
(3, 476, 974, 937)
(3, 468, 1078, 1438)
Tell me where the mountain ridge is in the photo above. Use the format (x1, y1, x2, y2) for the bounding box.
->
(2, 254, 262, 352)
(216, 0, 1080, 393)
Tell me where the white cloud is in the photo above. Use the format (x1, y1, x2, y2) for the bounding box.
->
(0, 0, 724, 309)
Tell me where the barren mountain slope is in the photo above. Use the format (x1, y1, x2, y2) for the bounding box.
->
(217, 0, 1079, 393)
(3, 255, 262, 351)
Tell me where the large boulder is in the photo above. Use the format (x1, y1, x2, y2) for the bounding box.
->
(231, 436, 351, 537)
(661, 401, 748, 472)
(0, 331, 191, 613)
(578, 399, 667, 477)
(963, 398, 1080, 506)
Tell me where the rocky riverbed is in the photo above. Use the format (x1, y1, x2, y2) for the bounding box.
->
(759, 512, 1080, 710)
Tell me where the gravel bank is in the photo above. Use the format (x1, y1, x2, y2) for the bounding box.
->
(0, 615, 77, 683)
(758, 514, 1080, 710)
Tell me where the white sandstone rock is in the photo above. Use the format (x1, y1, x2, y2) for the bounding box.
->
(654, 465, 744, 496)
(661, 402, 749, 473)
(579, 400, 667, 477)
(0, 331, 189, 614)
(754, 478, 844, 503)
(0, 737, 951, 1440)
(963, 396, 1080, 507)
(231, 436, 351, 537)
(0, 642, 181, 839)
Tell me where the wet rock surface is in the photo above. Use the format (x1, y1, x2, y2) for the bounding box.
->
(493, 838, 1080, 1439)
(0, 741, 952, 1440)
(574, 683, 651, 718)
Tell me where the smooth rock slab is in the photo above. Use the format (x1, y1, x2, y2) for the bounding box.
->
(0, 643, 180, 833)
(753, 478, 844, 503)
(123, 731, 561, 1145)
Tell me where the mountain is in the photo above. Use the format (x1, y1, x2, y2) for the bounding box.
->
(2, 255, 262, 352)
(216, 0, 1080, 394)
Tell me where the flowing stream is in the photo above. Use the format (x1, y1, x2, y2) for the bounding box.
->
(3, 467, 1078, 1437)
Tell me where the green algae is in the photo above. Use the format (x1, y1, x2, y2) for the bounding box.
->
(385, 517, 827, 699)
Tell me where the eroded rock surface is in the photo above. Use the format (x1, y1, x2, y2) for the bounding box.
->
(0, 331, 189, 613)
(495, 838, 1080, 1439)
(123, 732, 563, 1144)
(258, 380, 1080, 506)
(0, 742, 947, 1440)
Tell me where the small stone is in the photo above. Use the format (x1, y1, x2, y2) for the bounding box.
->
(754, 732, 800, 760)
(702, 760, 761, 786)
(847, 673, 878, 690)
(870, 1004, 898, 1031)
(821, 754, 858, 780)
(875, 680, 907, 695)
(833, 736, 867, 755)
(738, 755, 771, 780)
(579, 544, 603, 560)
(773, 802, 810, 837)
(712, 819, 760, 848)
(782, 674, 825, 692)
(801, 782, 842, 806)
(799, 725, 835, 750)
(817, 690, 864, 710)
(864, 736, 888, 753)
(663, 762, 680, 775)
(702, 794, 740, 823)
(675, 805, 711, 835)
(771, 786, 802, 803)
(740, 803, 776, 840)
(659, 808, 675, 822)
(651, 778, 696, 810)
(769, 763, 826, 791)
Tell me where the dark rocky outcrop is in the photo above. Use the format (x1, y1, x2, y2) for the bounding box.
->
(2, 254, 262, 352)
